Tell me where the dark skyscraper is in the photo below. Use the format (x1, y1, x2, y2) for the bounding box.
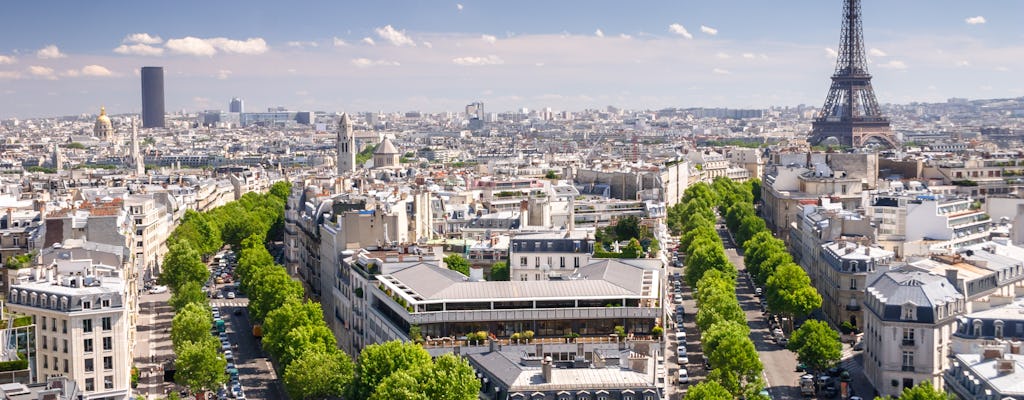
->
(140, 67, 165, 128)
(229, 97, 244, 113)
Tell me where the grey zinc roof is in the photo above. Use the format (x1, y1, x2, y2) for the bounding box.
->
(867, 268, 962, 323)
(468, 351, 525, 388)
(383, 259, 650, 302)
(374, 137, 399, 155)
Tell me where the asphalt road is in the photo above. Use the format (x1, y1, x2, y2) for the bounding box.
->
(211, 296, 286, 400)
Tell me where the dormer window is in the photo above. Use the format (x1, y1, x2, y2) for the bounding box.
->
(973, 320, 983, 337)
(901, 304, 916, 321)
(995, 320, 1005, 339)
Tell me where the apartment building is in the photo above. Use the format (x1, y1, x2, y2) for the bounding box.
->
(6, 263, 133, 400)
(509, 230, 595, 281)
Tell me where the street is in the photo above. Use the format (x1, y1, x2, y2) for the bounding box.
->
(211, 296, 287, 400)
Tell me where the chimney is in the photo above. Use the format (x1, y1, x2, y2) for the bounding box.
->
(629, 353, 649, 374)
(945, 269, 959, 288)
(489, 339, 499, 353)
(997, 357, 1015, 375)
(984, 348, 1003, 360)
(469, 267, 484, 282)
(541, 356, 553, 383)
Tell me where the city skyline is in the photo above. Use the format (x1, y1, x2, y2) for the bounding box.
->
(1, 0, 1022, 119)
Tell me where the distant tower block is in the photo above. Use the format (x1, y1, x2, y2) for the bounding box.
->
(808, 0, 898, 148)
(141, 67, 165, 128)
(230, 97, 244, 113)
(337, 113, 356, 174)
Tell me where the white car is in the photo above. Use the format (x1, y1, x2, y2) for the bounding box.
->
(675, 330, 686, 340)
(226, 291, 236, 299)
(678, 369, 690, 385)
(148, 285, 168, 294)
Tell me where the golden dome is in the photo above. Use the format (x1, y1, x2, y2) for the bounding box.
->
(96, 106, 111, 124)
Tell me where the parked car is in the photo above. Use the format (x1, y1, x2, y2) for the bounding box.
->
(227, 291, 236, 299)
(677, 369, 689, 385)
(148, 285, 168, 294)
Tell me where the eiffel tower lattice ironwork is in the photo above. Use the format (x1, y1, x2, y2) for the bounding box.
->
(808, 0, 898, 148)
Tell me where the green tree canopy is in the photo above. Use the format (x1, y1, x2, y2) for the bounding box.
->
(695, 290, 746, 332)
(247, 266, 304, 323)
(269, 181, 292, 202)
(685, 237, 733, 287)
(787, 320, 842, 371)
(263, 300, 327, 360)
(684, 380, 732, 400)
(704, 322, 764, 398)
(368, 354, 480, 400)
(174, 336, 227, 393)
(489, 261, 509, 281)
(283, 349, 354, 400)
(279, 324, 338, 368)
(171, 302, 213, 351)
(735, 214, 768, 248)
(881, 381, 952, 400)
(444, 254, 470, 276)
(621, 238, 644, 258)
(169, 281, 208, 311)
(159, 241, 209, 292)
(767, 263, 823, 319)
(351, 341, 433, 400)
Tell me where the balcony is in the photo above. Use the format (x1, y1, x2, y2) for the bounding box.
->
(902, 339, 915, 347)
(846, 303, 861, 311)
(901, 365, 915, 372)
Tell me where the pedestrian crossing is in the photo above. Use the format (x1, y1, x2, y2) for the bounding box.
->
(839, 346, 863, 375)
(212, 301, 248, 307)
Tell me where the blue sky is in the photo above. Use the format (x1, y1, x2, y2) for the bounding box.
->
(1, 1, 1022, 119)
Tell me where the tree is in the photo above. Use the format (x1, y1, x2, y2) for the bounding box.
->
(262, 300, 327, 360)
(444, 254, 470, 276)
(350, 341, 432, 400)
(489, 261, 509, 281)
(368, 354, 479, 400)
(685, 237, 733, 287)
(159, 241, 209, 293)
(685, 380, 732, 400)
(787, 320, 842, 372)
(704, 322, 764, 398)
(171, 303, 213, 351)
(278, 324, 337, 368)
(174, 336, 227, 394)
(767, 263, 823, 320)
(169, 281, 207, 311)
(247, 267, 304, 323)
(269, 181, 292, 202)
(621, 238, 644, 258)
(5, 251, 37, 269)
(880, 381, 951, 400)
(613, 216, 642, 241)
(696, 290, 746, 332)
(735, 215, 768, 248)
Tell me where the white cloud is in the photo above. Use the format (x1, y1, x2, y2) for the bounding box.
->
(0, 55, 15, 65)
(216, 69, 232, 79)
(36, 45, 65, 59)
(333, 37, 348, 47)
(81, 65, 114, 77)
(482, 34, 497, 44)
(619, 34, 632, 40)
(28, 65, 56, 79)
(452, 55, 504, 66)
(113, 43, 164, 56)
(423, 41, 433, 48)
(742, 53, 755, 59)
(878, 60, 908, 70)
(869, 48, 887, 57)
(594, 29, 605, 38)
(164, 37, 218, 56)
(165, 37, 269, 56)
(965, 16, 986, 25)
(995, 66, 1010, 72)
(456, 3, 463, 11)
(287, 41, 318, 48)
(712, 68, 731, 75)
(351, 58, 401, 68)
(123, 33, 163, 44)
(955, 60, 970, 67)
(375, 25, 416, 47)
(700, 25, 718, 36)
(668, 23, 693, 39)
(0, 71, 20, 79)
(825, 47, 838, 58)
(715, 52, 730, 59)
(362, 37, 376, 46)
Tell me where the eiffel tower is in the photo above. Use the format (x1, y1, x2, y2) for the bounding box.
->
(808, 0, 898, 148)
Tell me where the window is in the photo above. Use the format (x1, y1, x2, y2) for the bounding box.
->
(519, 257, 527, 266)
(52, 357, 57, 371)
(902, 328, 915, 345)
(43, 357, 48, 369)
(82, 301, 91, 310)
(63, 339, 68, 353)
(535, 257, 540, 267)
(902, 351, 914, 371)
(901, 305, 916, 321)
(574, 257, 580, 268)
(51, 318, 56, 332)
(101, 317, 111, 331)
(995, 321, 1005, 339)
(103, 356, 113, 370)
(84, 339, 93, 353)
(85, 378, 94, 391)
(136, 241, 143, 247)
(42, 336, 47, 350)
(559, 256, 565, 268)
(850, 278, 857, 290)
(103, 337, 112, 351)
(83, 319, 92, 333)
(85, 358, 94, 372)
(63, 359, 68, 373)
(102, 299, 110, 307)
(104, 376, 113, 389)
(535, 274, 541, 281)
(62, 319, 67, 334)
(51, 338, 56, 351)
(974, 320, 983, 337)
(42, 317, 46, 331)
